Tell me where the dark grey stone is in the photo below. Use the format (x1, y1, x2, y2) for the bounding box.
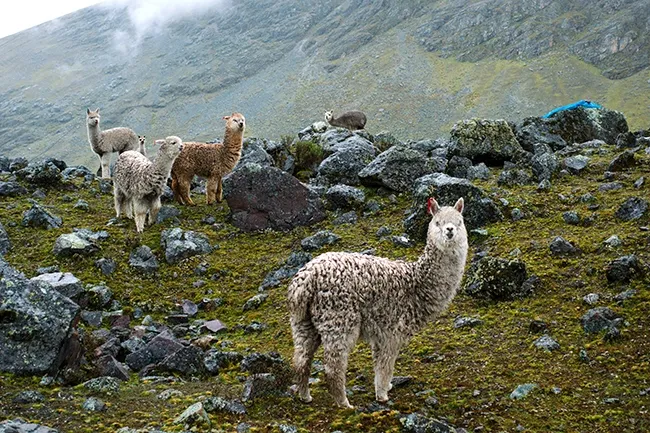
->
(453, 316, 483, 328)
(325, 185, 366, 210)
(301, 230, 341, 251)
(448, 118, 523, 164)
(606, 255, 644, 283)
(22, 203, 62, 229)
(13, 390, 45, 404)
(534, 335, 560, 351)
(549, 236, 578, 256)
(125, 331, 184, 371)
(129, 245, 159, 274)
(531, 152, 559, 181)
(15, 161, 63, 186)
(615, 197, 648, 221)
(159, 345, 205, 376)
(0, 222, 11, 256)
(82, 397, 106, 412)
(30, 272, 85, 304)
(160, 228, 212, 264)
(0, 419, 59, 433)
(400, 413, 458, 433)
(562, 211, 580, 225)
(156, 205, 181, 224)
(563, 155, 590, 174)
(242, 293, 268, 311)
(95, 356, 129, 381)
(581, 307, 621, 334)
(607, 150, 636, 172)
(464, 256, 529, 301)
(203, 396, 247, 415)
(332, 211, 358, 225)
(204, 350, 243, 374)
(242, 373, 283, 401)
(259, 251, 312, 290)
(0, 181, 28, 197)
(95, 258, 116, 276)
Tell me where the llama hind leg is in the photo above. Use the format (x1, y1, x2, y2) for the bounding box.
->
(147, 197, 161, 226)
(177, 175, 195, 206)
(322, 329, 359, 408)
(371, 342, 400, 403)
(133, 200, 148, 233)
(291, 319, 321, 403)
(113, 189, 129, 219)
(216, 177, 224, 203)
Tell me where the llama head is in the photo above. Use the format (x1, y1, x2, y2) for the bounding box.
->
(86, 108, 100, 127)
(324, 111, 333, 122)
(138, 135, 146, 145)
(223, 113, 246, 132)
(154, 136, 183, 159)
(426, 197, 466, 249)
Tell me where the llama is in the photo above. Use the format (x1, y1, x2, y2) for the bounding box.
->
(86, 108, 140, 178)
(287, 197, 468, 408)
(170, 113, 246, 205)
(324, 110, 367, 130)
(113, 136, 183, 233)
(138, 135, 147, 157)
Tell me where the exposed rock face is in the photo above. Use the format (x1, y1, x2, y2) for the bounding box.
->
(404, 173, 503, 240)
(30, 272, 86, 305)
(448, 118, 524, 165)
(223, 163, 326, 232)
(0, 259, 81, 376)
(359, 145, 446, 192)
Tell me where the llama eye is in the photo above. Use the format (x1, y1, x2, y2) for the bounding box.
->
(435, 222, 440, 226)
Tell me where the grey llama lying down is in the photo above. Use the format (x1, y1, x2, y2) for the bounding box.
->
(113, 136, 183, 233)
(287, 197, 468, 408)
(86, 108, 141, 178)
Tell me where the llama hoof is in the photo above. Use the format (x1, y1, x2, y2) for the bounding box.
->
(376, 396, 389, 403)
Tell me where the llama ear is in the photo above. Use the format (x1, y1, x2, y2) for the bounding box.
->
(96, 108, 100, 114)
(454, 197, 464, 214)
(427, 197, 439, 216)
(86, 108, 90, 114)
(223, 115, 230, 120)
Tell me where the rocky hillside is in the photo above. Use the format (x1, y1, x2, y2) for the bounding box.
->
(0, 106, 649, 432)
(0, 0, 649, 168)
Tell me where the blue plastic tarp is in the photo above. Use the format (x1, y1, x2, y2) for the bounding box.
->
(542, 100, 602, 118)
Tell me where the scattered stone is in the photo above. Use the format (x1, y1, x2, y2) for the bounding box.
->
(606, 255, 644, 283)
(325, 184, 366, 210)
(156, 205, 181, 224)
(203, 396, 247, 415)
(464, 256, 529, 301)
(241, 352, 287, 374)
(599, 182, 623, 192)
(581, 307, 622, 334)
(510, 383, 537, 400)
(160, 228, 212, 264)
(528, 320, 548, 334)
(259, 251, 312, 290)
(583, 293, 600, 305)
(15, 160, 64, 186)
(13, 390, 46, 404)
(125, 331, 184, 371)
(390, 234, 413, 248)
(391, 376, 413, 388)
(157, 389, 184, 400)
(563, 155, 590, 174)
(83, 376, 121, 393)
(400, 413, 459, 433)
(203, 319, 227, 334)
(0, 420, 59, 433)
(634, 176, 645, 188)
(159, 345, 205, 376)
(511, 208, 524, 221)
(204, 350, 243, 374)
(498, 169, 533, 187)
(613, 289, 637, 302)
(453, 316, 483, 328)
(53, 232, 99, 257)
(242, 293, 268, 311)
(376, 226, 392, 238)
(95, 258, 117, 276)
(0, 181, 28, 196)
(82, 397, 106, 412)
(603, 235, 622, 248)
(174, 402, 210, 427)
(607, 150, 636, 172)
(95, 355, 130, 381)
(531, 152, 559, 181)
(615, 197, 648, 221)
(22, 203, 62, 229)
(534, 335, 560, 351)
(562, 211, 580, 225)
(448, 118, 524, 164)
(129, 245, 159, 274)
(242, 373, 284, 401)
(549, 236, 578, 256)
(301, 230, 341, 251)
(332, 211, 358, 225)
(181, 299, 198, 316)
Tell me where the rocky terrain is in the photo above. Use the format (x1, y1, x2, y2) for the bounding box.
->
(0, 0, 649, 168)
(0, 105, 649, 432)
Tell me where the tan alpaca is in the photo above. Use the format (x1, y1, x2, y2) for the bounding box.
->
(170, 113, 245, 205)
(288, 197, 468, 408)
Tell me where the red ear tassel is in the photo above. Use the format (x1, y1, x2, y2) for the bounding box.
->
(426, 197, 434, 215)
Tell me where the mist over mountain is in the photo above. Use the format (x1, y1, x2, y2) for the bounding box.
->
(1, 0, 649, 167)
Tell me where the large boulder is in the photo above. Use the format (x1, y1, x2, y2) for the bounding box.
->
(317, 149, 375, 185)
(15, 160, 64, 186)
(237, 138, 275, 169)
(0, 259, 81, 375)
(359, 145, 447, 192)
(223, 163, 326, 232)
(448, 118, 524, 165)
(404, 173, 503, 241)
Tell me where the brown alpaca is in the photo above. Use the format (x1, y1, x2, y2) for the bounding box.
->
(170, 113, 245, 205)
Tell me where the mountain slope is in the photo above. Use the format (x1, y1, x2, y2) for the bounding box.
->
(0, 0, 649, 167)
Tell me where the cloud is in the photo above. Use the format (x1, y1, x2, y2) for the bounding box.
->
(101, 0, 231, 54)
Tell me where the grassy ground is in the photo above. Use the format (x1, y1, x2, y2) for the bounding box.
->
(0, 143, 649, 432)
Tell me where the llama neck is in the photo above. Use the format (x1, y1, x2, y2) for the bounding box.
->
(408, 242, 467, 329)
(87, 123, 101, 148)
(153, 154, 175, 179)
(221, 128, 244, 170)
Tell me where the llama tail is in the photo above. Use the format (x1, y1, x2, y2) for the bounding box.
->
(287, 270, 314, 325)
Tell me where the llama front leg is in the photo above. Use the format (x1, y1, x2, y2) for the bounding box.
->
(133, 200, 148, 233)
(147, 197, 162, 226)
(372, 343, 400, 403)
(206, 176, 218, 205)
(216, 177, 224, 203)
(99, 153, 111, 178)
(291, 319, 321, 403)
(322, 329, 359, 409)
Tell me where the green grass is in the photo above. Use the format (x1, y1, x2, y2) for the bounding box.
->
(0, 144, 649, 432)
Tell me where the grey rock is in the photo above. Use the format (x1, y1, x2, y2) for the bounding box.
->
(549, 236, 578, 256)
(359, 145, 446, 192)
(301, 230, 341, 251)
(466, 162, 490, 181)
(259, 251, 312, 290)
(325, 184, 365, 210)
(332, 211, 358, 225)
(73, 200, 89, 211)
(613, 289, 637, 302)
(498, 168, 533, 186)
(173, 402, 210, 427)
(181, 299, 198, 316)
(0, 181, 28, 197)
(8, 157, 28, 172)
(204, 350, 243, 374)
(534, 335, 560, 351)
(603, 235, 622, 248)
(159, 345, 205, 376)
(404, 173, 503, 241)
(607, 150, 636, 172)
(449, 118, 523, 164)
(95, 258, 117, 276)
(446, 155, 472, 178)
(399, 413, 459, 433)
(156, 205, 181, 224)
(0, 420, 59, 433)
(464, 256, 529, 301)
(242, 373, 283, 402)
(0, 222, 11, 256)
(15, 160, 63, 186)
(95, 355, 130, 381)
(531, 152, 559, 181)
(563, 155, 590, 174)
(125, 331, 184, 371)
(606, 255, 644, 283)
(160, 228, 212, 264)
(615, 197, 648, 221)
(88, 285, 112, 309)
(510, 383, 537, 400)
(22, 203, 62, 229)
(83, 376, 121, 393)
(13, 390, 45, 404)
(30, 272, 85, 304)
(53, 233, 99, 257)
(238, 138, 275, 168)
(537, 179, 552, 191)
(562, 211, 580, 225)
(129, 245, 159, 274)
(80, 310, 103, 327)
(390, 235, 413, 248)
(0, 264, 81, 376)
(453, 316, 483, 328)
(376, 226, 392, 238)
(224, 163, 326, 232)
(583, 293, 600, 305)
(581, 307, 622, 333)
(242, 293, 268, 311)
(240, 352, 287, 374)
(599, 182, 623, 192)
(318, 148, 376, 186)
(204, 396, 247, 415)
(82, 397, 106, 412)
(511, 208, 524, 221)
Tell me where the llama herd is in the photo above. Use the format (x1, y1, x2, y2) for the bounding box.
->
(85, 108, 468, 408)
